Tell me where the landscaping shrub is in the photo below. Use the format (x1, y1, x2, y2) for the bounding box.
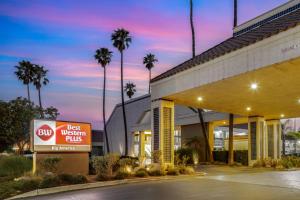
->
(149, 169, 165, 176)
(151, 150, 162, 164)
(175, 148, 194, 165)
(147, 163, 166, 176)
(71, 174, 87, 184)
(92, 154, 120, 179)
(40, 156, 61, 174)
(58, 174, 87, 185)
(0, 178, 41, 199)
(0, 181, 18, 199)
(13, 178, 40, 192)
(178, 166, 195, 175)
(0, 155, 32, 177)
(135, 168, 148, 177)
(118, 157, 137, 172)
(39, 175, 60, 188)
(166, 167, 179, 176)
(114, 170, 131, 180)
(252, 156, 300, 169)
(96, 174, 110, 181)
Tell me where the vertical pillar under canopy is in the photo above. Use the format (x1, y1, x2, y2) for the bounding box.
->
(151, 99, 174, 165)
(248, 117, 282, 166)
(248, 117, 266, 166)
(266, 120, 282, 159)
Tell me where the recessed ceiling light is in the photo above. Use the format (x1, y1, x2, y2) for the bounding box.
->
(250, 83, 258, 90)
(197, 97, 203, 102)
(280, 114, 285, 118)
(246, 107, 251, 111)
(298, 99, 300, 103)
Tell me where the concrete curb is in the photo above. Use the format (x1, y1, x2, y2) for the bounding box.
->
(8, 175, 201, 200)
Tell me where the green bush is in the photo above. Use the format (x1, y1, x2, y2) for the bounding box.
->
(0, 181, 18, 199)
(91, 154, 120, 179)
(0, 178, 40, 199)
(148, 169, 165, 176)
(166, 167, 179, 176)
(135, 168, 148, 177)
(175, 148, 194, 165)
(96, 174, 110, 181)
(252, 156, 300, 169)
(13, 178, 40, 192)
(40, 156, 61, 174)
(178, 166, 195, 175)
(39, 175, 60, 188)
(114, 170, 131, 180)
(0, 155, 32, 177)
(58, 174, 87, 185)
(71, 174, 87, 184)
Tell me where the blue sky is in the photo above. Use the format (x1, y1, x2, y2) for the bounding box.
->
(0, 0, 288, 129)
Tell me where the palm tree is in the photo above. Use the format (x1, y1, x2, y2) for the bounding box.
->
(124, 82, 136, 99)
(143, 53, 158, 93)
(188, 0, 213, 162)
(189, 0, 196, 58)
(186, 136, 202, 154)
(32, 65, 49, 118)
(94, 47, 113, 153)
(111, 28, 132, 156)
(14, 60, 35, 102)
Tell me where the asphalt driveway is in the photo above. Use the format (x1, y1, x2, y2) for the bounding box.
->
(23, 167, 300, 200)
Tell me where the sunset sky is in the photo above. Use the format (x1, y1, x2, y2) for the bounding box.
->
(0, 0, 288, 129)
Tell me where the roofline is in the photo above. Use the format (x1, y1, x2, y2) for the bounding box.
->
(106, 94, 151, 125)
(234, 0, 300, 35)
(150, 2, 300, 84)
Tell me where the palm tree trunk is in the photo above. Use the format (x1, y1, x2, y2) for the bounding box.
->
(121, 51, 129, 156)
(27, 84, 31, 102)
(103, 67, 110, 153)
(38, 88, 44, 118)
(197, 109, 213, 162)
(149, 70, 151, 94)
(190, 0, 196, 58)
(189, 0, 212, 162)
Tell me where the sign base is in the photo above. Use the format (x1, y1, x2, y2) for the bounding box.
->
(33, 152, 89, 175)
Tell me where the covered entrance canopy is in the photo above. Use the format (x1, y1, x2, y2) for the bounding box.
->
(150, 0, 300, 166)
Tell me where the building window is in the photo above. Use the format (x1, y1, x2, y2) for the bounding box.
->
(174, 127, 181, 150)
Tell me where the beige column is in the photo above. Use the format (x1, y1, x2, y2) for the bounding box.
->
(248, 117, 266, 166)
(208, 122, 215, 153)
(151, 99, 174, 166)
(139, 131, 145, 166)
(266, 120, 282, 159)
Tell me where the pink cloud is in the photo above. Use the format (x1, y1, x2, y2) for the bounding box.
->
(0, 3, 190, 40)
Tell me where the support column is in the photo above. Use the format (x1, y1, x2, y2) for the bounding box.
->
(248, 117, 266, 166)
(266, 120, 282, 159)
(151, 99, 174, 166)
(228, 114, 234, 165)
(139, 131, 145, 165)
(208, 122, 215, 153)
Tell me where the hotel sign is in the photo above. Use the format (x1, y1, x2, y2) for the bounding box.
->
(31, 119, 91, 152)
(281, 42, 300, 54)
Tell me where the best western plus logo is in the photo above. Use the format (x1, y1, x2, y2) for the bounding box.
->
(36, 124, 54, 141)
(34, 120, 56, 146)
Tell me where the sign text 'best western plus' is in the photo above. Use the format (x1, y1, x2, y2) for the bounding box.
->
(32, 119, 91, 152)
